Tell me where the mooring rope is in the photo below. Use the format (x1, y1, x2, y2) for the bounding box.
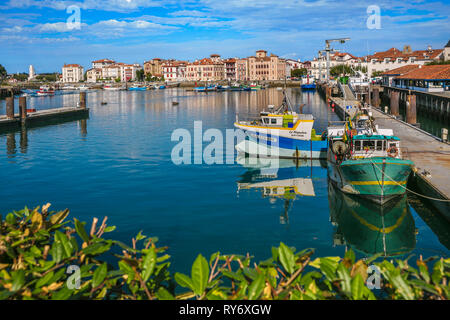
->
(369, 159, 450, 202)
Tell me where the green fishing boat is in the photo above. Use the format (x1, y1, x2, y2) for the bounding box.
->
(327, 114, 414, 204)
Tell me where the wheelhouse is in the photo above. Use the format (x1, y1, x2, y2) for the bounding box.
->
(352, 135, 401, 158)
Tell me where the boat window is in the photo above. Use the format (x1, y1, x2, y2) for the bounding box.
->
(354, 141, 361, 151)
(389, 143, 397, 149)
(363, 140, 375, 150)
(263, 118, 269, 124)
(376, 140, 383, 151)
(271, 118, 277, 124)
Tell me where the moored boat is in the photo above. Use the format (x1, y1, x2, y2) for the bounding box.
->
(327, 114, 414, 204)
(36, 86, 55, 96)
(234, 90, 327, 159)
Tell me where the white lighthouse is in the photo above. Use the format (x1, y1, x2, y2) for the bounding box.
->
(28, 65, 35, 81)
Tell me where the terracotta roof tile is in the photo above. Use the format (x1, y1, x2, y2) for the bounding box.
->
(395, 65, 450, 80)
(382, 65, 420, 75)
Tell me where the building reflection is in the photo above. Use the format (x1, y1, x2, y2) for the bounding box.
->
(237, 155, 327, 224)
(328, 181, 416, 257)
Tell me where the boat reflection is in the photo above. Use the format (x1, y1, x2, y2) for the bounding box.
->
(328, 181, 416, 257)
(237, 155, 326, 224)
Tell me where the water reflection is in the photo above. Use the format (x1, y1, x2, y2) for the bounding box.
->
(6, 133, 16, 157)
(328, 182, 416, 257)
(236, 155, 327, 224)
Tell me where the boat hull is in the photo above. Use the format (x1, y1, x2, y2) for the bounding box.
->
(328, 157, 413, 204)
(301, 84, 316, 90)
(235, 139, 327, 159)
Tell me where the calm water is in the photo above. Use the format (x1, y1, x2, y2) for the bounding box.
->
(0, 88, 448, 272)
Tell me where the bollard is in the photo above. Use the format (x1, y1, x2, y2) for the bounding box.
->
(442, 128, 448, 143)
(6, 97, 14, 119)
(19, 96, 27, 122)
(406, 94, 417, 124)
(79, 92, 87, 109)
(390, 91, 400, 116)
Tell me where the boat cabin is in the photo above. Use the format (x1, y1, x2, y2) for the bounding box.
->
(352, 135, 401, 158)
(259, 111, 299, 128)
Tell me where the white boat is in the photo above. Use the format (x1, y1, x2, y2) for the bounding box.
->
(61, 85, 76, 90)
(234, 90, 327, 159)
(77, 85, 89, 91)
(36, 86, 55, 96)
(103, 85, 123, 91)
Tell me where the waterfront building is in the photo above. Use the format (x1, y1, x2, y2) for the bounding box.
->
(186, 54, 225, 82)
(444, 41, 450, 61)
(224, 58, 237, 81)
(285, 59, 305, 78)
(310, 52, 364, 81)
(86, 68, 103, 83)
(162, 60, 188, 82)
(389, 64, 450, 93)
(381, 65, 420, 87)
(92, 59, 116, 69)
(62, 64, 84, 83)
(236, 58, 249, 81)
(247, 50, 287, 81)
(144, 58, 165, 78)
(28, 65, 35, 81)
(365, 45, 444, 76)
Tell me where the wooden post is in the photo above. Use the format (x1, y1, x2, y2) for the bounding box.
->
(373, 87, 380, 108)
(406, 94, 417, 124)
(390, 90, 400, 116)
(6, 97, 14, 119)
(19, 96, 27, 122)
(364, 91, 370, 105)
(79, 92, 87, 109)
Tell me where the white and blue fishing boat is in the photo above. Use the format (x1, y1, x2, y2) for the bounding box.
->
(300, 75, 316, 90)
(128, 86, 147, 91)
(234, 90, 327, 159)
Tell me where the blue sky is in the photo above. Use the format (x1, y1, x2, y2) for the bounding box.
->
(0, 0, 449, 73)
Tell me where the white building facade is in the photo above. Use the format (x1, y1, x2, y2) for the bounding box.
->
(62, 64, 84, 83)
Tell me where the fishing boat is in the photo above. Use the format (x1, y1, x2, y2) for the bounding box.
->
(327, 114, 414, 204)
(159, 85, 166, 90)
(103, 85, 123, 91)
(300, 75, 316, 90)
(36, 86, 55, 96)
(250, 83, 262, 91)
(77, 85, 89, 91)
(194, 87, 207, 92)
(234, 90, 327, 159)
(128, 86, 147, 91)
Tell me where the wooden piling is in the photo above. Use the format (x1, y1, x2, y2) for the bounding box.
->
(373, 88, 380, 108)
(390, 90, 400, 116)
(19, 96, 27, 122)
(79, 92, 87, 109)
(6, 97, 14, 119)
(406, 94, 417, 124)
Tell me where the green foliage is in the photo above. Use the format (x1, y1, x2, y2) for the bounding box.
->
(35, 73, 58, 82)
(330, 65, 355, 77)
(426, 60, 450, 65)
(0, 64, 7, 81)
(12, 73, 28, 82)
(1, 205, 449, 300)
(291, 68, 307, 78)
(145, 73, 152, 82)
(371, 70, 384, 77)
(135, 69, 145, 82)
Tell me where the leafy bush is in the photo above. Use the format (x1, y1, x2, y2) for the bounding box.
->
(0, 205, 449, 300)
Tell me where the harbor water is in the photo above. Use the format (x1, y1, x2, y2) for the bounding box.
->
(0, 88, 448, 273)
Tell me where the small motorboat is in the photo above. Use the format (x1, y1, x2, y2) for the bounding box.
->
(37, 86, 55, 96)
(172, 101, 179, 106)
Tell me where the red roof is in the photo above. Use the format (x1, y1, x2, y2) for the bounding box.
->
(64, 64, 82, 68)
(395, 65, 450, 80)
(92, 59, 115, 63)
(382, 65, 420, 75)
(366, 47, 443, 62)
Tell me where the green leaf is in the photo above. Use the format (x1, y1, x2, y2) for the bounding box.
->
(50, 209, 69, 225)
(344, 249, 355, 265)
(191, 254, 209, 296)
(337, 264, 352, 297)
(92, 263, 107, 288)
(248, 273, 265, 300)
(141, 247, 156, 282)
(36, 271, 54, 288)
(55, 231, 72, 258)
(351, 274, 365, 300)
(278, 242, 295, 274)
(156, 287, 175, 300)
(174, 272, 194, 291)
(74, 219, 90, 243)
(11, 270, 25, 292)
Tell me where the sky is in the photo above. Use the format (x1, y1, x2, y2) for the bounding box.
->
(0, 0, 449, 73)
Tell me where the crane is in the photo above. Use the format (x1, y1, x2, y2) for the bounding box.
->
(324, 38, 350, 81)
